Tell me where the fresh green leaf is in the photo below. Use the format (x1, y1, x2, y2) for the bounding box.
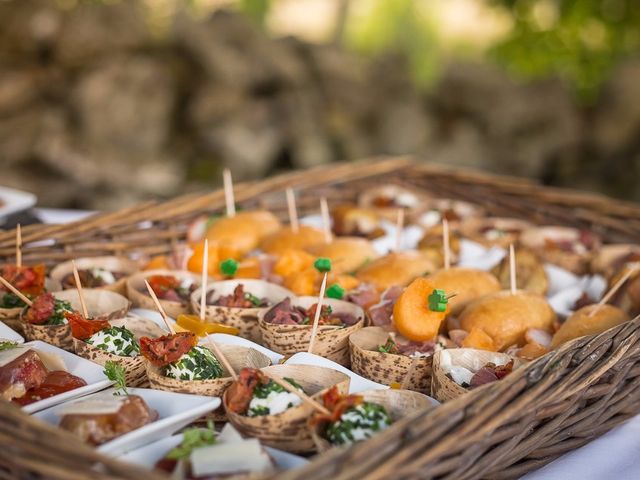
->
(166, 421, 217, 460)
(104, 360, 128, 396)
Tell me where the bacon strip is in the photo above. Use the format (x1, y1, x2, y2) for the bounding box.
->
(139, 332, 197, 367)
(309, 386, 363, 426)
(66, 312, 110, 340)
(225, 367, 269, 414)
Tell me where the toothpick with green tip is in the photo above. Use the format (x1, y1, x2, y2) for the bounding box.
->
(308, 257, 332, 354)
(220, 258, 238, 277)
(326, 283, 345, 300)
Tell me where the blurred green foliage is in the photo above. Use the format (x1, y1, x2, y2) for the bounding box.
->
(488, 0, 640, 102)
(345, 0, 440, 87)
(238, 0, 271, 27)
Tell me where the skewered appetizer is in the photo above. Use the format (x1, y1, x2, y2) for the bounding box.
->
(490, 248, 548, 295)
(310, 387, 433, 452)
(68, 314, 164, 387)
(519, 226, 601, 275)
(551, 304, 630, 349)
(155, 423, 278, 478)
(0, 341, 87, 406)
(260, 225, 326, 254)
(223, 365, 350, 453)
(192, 278, 294, 342)
(330, 204, 385, 239)
(192, 210, 282, 256)
(609, 263, 640, 317)
(426, 268, 501, 316)
(311, 386, 391, 446)
(141, 332, 223, 382)
(590, 244, 640, 280)
(458, 290, 556, 352)
(259, 296, 364, 365)
(417, 224, 462, 267)
(415, 198, 484, 231)
(459, 217, 532, 249)
(127, 270, 199, 318)
(355, 252, 437, 292)
(432, 348, 518, 402)
(304, 237, 377, 275)
(358, 185, 428, 221)
(51, 257, 138, 295)
(0, 264, 46, 332)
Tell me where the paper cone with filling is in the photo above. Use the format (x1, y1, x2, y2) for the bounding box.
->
(146, 343, 272, 420)
(22, 289, 131, 351)
(223, 364, 350, 453)
(73, 315, 166, 387)
(432, 348, 522, 402)
(519, 226, 601, 275)
(126, 269, 199, 319)
(50, 256, 139, 296)
(311, 388, 434, 452)
(349, 326, 433, 393)
(191, 279, 294, 343)
(258, 297, 365, 366)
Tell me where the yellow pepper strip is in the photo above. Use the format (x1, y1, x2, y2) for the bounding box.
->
(176, 314, 240, 337)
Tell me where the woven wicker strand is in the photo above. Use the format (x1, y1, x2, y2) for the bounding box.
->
(2, 157, 640, 480)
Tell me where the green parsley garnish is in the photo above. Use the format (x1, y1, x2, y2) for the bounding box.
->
(86, 326, 140, 357)
(104, 360, 128, 395)
(326, 402, 391, 445)
(247, 377, 303, 417)
(377, 338, 398, 354)
(163, 345, 223, 381)
(166, 420, 217, 460)
(0, 293, 27, 309)
(244, 292, 265, 307)
(46, 299, 74, 326)
(0, 341, 18, 351)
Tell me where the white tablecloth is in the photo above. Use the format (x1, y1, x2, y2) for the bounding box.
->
(34, 207, 640, 479)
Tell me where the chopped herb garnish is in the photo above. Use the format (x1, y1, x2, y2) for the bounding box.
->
(378, 338, 398, 354)
(0, 341, 18, 351)
(104, 360, 128, 395)
(166, 420, 217, 460)
(163, 345, 223, 381)
(0, 293, 27, 309)
(46, 299, 74, 326)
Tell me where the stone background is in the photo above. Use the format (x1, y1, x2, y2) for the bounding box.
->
(1, 1, 639, 209)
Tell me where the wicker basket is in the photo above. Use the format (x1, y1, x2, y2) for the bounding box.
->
(2, 156, 640, 480)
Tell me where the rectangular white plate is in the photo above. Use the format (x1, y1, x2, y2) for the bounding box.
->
(21, 340, 113, 414)
(0, 321, 24, 344)
(119, 432, 308, 472)
(34, 387, 221, 456)
(0, 186, 37, 222)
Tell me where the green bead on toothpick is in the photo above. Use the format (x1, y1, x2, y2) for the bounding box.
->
(220, 258, 238, 277)
(428, 289, 448, 312)
(314, 257, 332, 273)
(326, 283, 345, 300)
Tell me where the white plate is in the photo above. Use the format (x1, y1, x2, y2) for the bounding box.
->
(204, 333, 284, 365)
(285, 352, 388, 393)
(21, 340, 113, 414)
(34, 387, 221, 456)
(119, 432, 308, 472)
(0, 321, 24, 343)
(0, 186, 37, 222)
(128, 308, 173, 333)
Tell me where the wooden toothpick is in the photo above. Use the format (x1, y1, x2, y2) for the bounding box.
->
(286, 188, 299, 233)
(200, 240, 209, 321)
(266, 373, 330, 415)
(72, 260, 89, 319)
(223, 168, 236, 218)
(15, 224, 22, 268)
(198, 239, 237, 379)
(395, 208, 404, 253)
(0, 276, 33, 306)
(509, 244, 517, 295)
(320, 198, 332, 244)
(442, 218, 451, 270)
(144, 279, 175, 334)
(307, 273, 328, 354)
(589, 262, 640, 317)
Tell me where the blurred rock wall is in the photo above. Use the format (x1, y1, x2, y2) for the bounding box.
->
(1, 0, 639, 209)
